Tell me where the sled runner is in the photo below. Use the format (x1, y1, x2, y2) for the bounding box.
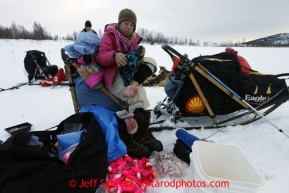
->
(150, 45, 289, 131)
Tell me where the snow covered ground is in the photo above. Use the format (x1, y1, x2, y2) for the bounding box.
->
(1, 39, 289, 193)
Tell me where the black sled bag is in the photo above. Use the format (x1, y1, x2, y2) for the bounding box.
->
(36, 65, 59, 80)
(24, 50, 58, 82)
(0, 112, 108, 193)
(174, 52, 288, 115)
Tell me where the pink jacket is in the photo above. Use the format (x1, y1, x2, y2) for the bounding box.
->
(97, 23, 142, 89)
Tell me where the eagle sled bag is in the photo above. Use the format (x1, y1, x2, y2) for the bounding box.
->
(0, 112, 108, 193)
(173, 52, 288, 116)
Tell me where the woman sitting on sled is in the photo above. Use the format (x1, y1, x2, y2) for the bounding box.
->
(97, 8, 163, 158)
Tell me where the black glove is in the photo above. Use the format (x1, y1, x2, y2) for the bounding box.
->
(83, 54, 93, 64)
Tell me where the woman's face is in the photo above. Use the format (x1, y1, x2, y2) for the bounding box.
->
(118, 21, 135, 37)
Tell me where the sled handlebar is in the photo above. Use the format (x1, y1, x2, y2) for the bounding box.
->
(161, 45, 183, 59)
(162, 45, 192, 70)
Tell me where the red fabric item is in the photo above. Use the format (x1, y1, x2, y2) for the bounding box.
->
(39, 68, 66, 87)
(39, 78, 53, 87)
(226, 48, 238, 54)
(53, 68, 66, 84)
(171, 56, 181, 72)
(237, 55, 252, 73)
(226, 48, 252, 73)
(39, 82, 49, 87)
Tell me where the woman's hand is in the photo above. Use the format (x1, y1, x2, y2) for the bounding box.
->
(114, 52, 128, 67)
(141, 47, 146, 57)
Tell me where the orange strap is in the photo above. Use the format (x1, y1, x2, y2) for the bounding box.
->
(171, 56, 181, 72)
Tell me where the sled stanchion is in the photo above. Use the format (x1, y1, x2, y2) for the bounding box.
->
(65, 65, 79, 113)
(195, 65, 255, 114)
(100, 87, 129, 110)
(189, 73, 218, 124)
(196, 63, 289, 139)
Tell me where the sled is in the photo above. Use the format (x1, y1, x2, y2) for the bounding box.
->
(149, 45, 289, 131)
(60, 48, 129, 113)
(24, 50, 58, 82)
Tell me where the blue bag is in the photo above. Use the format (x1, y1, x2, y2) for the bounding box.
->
(80, 105, 127, 163)
(57, 129, 86, 151)
(164, 72, 184, 100)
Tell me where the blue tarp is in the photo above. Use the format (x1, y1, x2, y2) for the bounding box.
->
(64, 31, 100, 58)
(80, 105, 127, 163)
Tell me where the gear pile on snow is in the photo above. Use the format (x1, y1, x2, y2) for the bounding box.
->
(24, 50, 59, 82)
(39, 68, 67, 87)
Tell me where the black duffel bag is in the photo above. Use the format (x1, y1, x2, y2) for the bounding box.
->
(0, 112, 108, 193)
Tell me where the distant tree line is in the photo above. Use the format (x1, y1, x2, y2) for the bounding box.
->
(241, 41, 289, 47)
(0, 21, 201, 46)
(0, 21, 80, 40)
(0, 21, 58, 40)
(1, 21, 288, 47)
(137, 27, 200, 46)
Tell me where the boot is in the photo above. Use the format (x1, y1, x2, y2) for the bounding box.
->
(133, 108, 163, 152)
(132, 64, 154, 85)
(116, 114, 132, 144)
(131, 108, 150, 141)
(126, 141, 152, 159)
(173, 139, 192, 165)
(116, 113, 152, 158)
(139, 130, 163, 152)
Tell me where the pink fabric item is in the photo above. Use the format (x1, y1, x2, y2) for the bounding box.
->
(84, 70, 104, 89)
(77, 55, 95, 64)
(73, 62, 104, 89)
(125, 118, 138, 134)
(97, 23, 141, 89)
(105, 155, 157, 193)
(115, 110, 138, 134)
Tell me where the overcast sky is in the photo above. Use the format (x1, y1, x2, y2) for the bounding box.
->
(1, 0, 289, 43)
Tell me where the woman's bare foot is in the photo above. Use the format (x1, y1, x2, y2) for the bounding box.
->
(121, 85, 139, 98)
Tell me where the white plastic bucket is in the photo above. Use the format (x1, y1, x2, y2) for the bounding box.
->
(186, 141, 262, 193)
